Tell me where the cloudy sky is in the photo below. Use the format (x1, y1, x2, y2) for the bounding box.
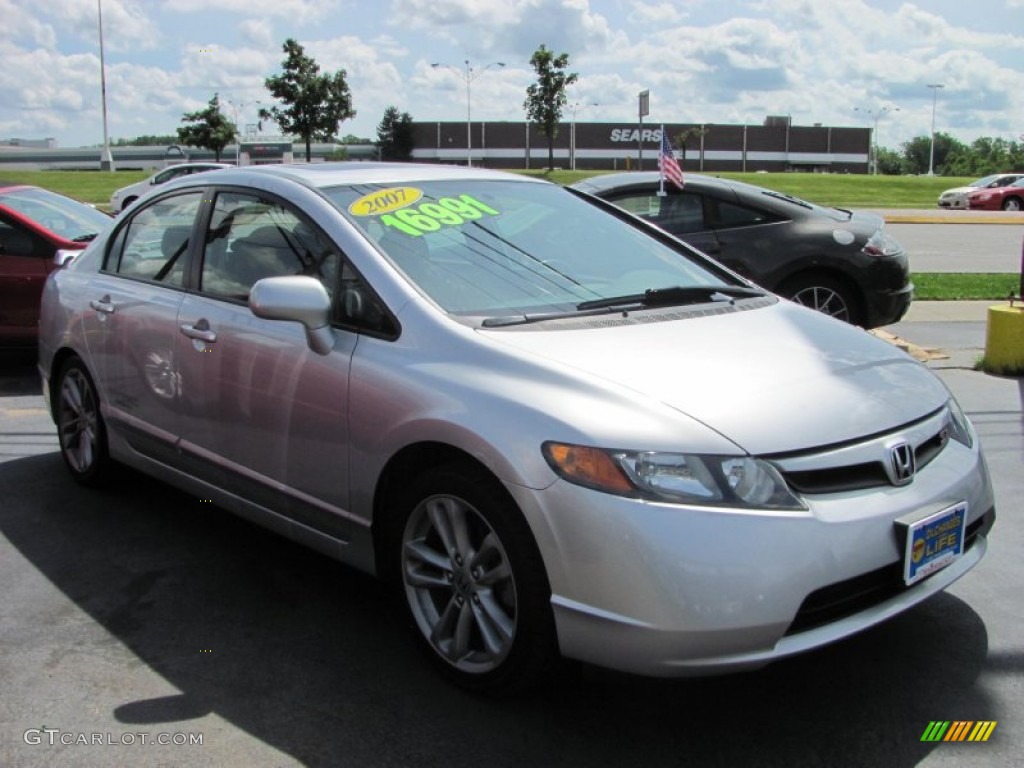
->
(2, 0, 1022, 150)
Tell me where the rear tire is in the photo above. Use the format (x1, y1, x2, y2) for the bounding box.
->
(395, 462, 559, 695)
(55, 357, 111, 486)
(779, 273, 861, 326)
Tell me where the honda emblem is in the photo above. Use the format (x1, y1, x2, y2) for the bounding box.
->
(888, 441, 916, 486)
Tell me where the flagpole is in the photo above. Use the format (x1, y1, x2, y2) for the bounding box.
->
(658, 125, 666, 197)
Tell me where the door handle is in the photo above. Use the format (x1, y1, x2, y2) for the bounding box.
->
(89, 295, 115, 314)
(179, 321, 218, 344)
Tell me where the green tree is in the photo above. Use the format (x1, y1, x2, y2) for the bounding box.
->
(874, 146, 904, 175)
(523, 44, 578, 169)
(376, 106, 416, 161)
(673, 126, 709, 166)
(176, 94, 236, 161)
(114, 134, 179, 146)
(899, 132, 965, 175)
(259, 38, 356, 162)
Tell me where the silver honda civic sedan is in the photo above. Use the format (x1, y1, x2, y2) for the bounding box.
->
(38, 163, 995, 694)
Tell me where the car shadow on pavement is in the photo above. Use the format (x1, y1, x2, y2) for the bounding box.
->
(0, 350, 39, 395)
(0, 453, 1003, 768)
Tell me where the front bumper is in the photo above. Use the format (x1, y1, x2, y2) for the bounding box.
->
(508, 436, 994, 677)
(862, 280, 914, 329)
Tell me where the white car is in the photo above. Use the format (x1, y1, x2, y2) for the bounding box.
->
(109, 162, 231, 213)
(937, 173, 1024, 209)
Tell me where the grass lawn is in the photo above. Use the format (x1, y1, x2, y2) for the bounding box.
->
(912, 273, 1021, 301)
(519, 169, 969, 209)
(0, 169, 148, 207)
(1, 167, 975, 210)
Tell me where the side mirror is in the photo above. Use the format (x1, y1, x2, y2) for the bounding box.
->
(249, 276, 334, 355)
(54, 249, 79, 267)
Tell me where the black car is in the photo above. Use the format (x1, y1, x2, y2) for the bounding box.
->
(570, 173, 913, 328)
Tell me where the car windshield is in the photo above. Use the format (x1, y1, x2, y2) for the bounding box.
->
(326, 179, 738, 318)
(0, 187, 110, 241)
(970, 174, 1003, 187)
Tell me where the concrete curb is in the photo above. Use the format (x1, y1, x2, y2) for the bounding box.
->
(874, 210, 1024, 225)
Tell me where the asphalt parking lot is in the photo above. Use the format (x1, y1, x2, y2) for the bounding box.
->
(1, 300, 1022, 767)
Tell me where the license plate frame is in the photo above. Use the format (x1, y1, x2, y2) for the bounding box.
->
(897, 502, 968, 586)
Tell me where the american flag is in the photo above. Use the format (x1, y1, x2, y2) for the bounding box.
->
(658, 127, 684, 190)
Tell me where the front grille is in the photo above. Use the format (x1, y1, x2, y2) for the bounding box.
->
(773, 410, 951, 494)
(784, 510, 992, 636)
(786, 462, 889, 494)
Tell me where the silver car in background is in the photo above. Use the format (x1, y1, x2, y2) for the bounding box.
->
(39, 163, 995, 694)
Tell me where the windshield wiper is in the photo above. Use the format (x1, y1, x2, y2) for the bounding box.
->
(576, 285, 765, 312)
(71, 233, 98, 243)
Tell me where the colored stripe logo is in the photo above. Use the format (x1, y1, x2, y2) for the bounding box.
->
(921, 721, 997, 742)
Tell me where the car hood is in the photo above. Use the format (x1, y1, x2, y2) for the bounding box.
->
(940, 186, 975, 197)
(479, 303, 947, 455)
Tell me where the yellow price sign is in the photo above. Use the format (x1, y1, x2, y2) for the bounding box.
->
(348, 187, 423, 217)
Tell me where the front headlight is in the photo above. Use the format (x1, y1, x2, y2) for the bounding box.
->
(543, 442, 806, 510)
(862, 228, 903, 257)
(946, 398, 974, 449)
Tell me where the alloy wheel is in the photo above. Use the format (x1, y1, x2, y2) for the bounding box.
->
(402, 493, 517, 674)
(58, 367, 101, 474)
(789, 285, 852, 323)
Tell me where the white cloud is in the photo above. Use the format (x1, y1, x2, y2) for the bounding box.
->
(164, 0, 341, 22)
(626, 0, 691, 25)
(391, 0, 625, 58)
(0, 0, 58, 48)
(23, 0, 162, 52)
(1, 1, 1021, 147)
(239, 19, 275, 48)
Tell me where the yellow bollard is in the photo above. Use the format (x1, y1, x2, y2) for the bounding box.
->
(983, 304, 1024, 375)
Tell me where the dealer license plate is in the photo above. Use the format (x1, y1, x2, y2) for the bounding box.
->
(898, 502, 968, 586)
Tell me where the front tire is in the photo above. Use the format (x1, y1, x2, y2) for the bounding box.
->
(1002, 196, 1022, 212)
(397, 463, 559, 694)
(779, 273, 861, 326)
(55, 357, 111, 486)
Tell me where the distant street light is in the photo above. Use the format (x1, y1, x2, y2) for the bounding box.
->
(927, 83, 945, 176)
(569, 101, 599, 170)
(97, 0, 113, 171)
(226, 99, 261, 134)
(854, 105, 899, 175)
(432, 60, 505, 167)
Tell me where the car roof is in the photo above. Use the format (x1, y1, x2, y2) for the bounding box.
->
(158, 162, 231, 169)
(200, 161, 548, 191)
(571, 172, 731, 195)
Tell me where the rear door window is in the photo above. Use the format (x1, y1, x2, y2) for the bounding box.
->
(609, 191, 709, 234)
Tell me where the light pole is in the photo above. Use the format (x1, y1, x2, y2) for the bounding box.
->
(227, 99, 261, 135)
(432, 60, 505, 166)
(97, 0, 113, 171)
(569, 101, 599, 170)
(854, 105, 899, 175)
(927, 83, 944, 176)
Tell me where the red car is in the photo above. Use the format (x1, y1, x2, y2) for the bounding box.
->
(0, 184, 111, 346)
(967, 178, 1024, 211)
